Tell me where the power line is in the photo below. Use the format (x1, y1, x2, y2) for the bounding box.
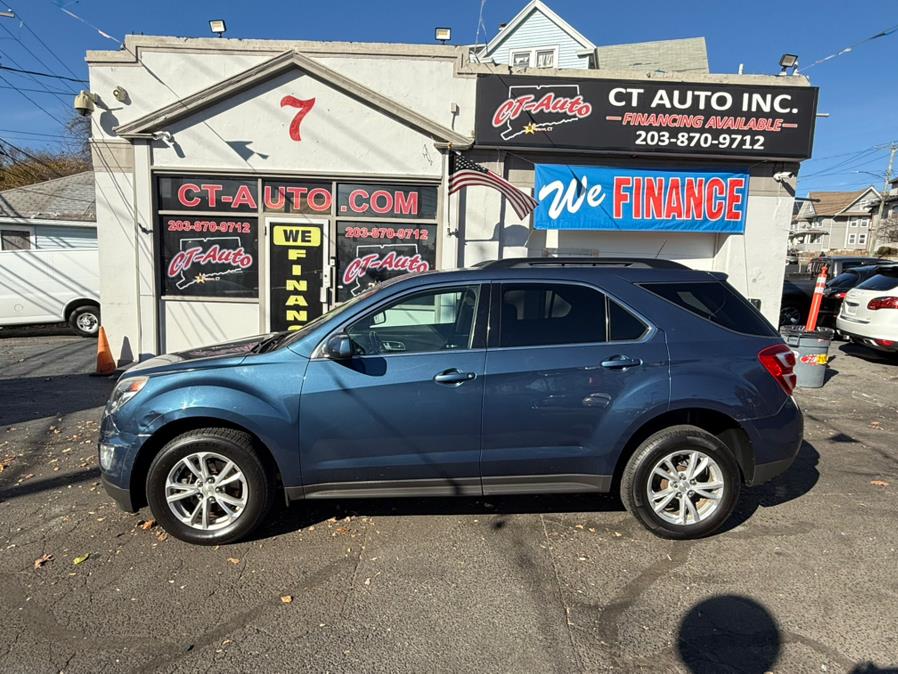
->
(0, 19, 71, 83)
(0, 136, 65, 176)
(0, 63, 87, 83)
(801, 22, 898, 71)
(0, 71, 68, 126)
(0, 127, 70, 139)
(0, 83, 76, 95)
(3, 2, 82, 79)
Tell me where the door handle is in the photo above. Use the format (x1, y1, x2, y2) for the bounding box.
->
(601, 355, 642, 370)
(433, 369, 476, 385)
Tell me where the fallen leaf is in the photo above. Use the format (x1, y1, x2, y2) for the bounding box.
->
(155, 531, 168, 542)
(227, 557, 240, 565)
(72, 553, 90, 565)
(280, 595, 293, 604)
(870, 480, 889, 488)
(140, 519, 156, 530)
(34, 553, 53, 569)
(335, 527, 350, 535)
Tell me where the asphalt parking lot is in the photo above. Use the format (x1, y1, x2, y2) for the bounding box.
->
(1, 331, 896, 673)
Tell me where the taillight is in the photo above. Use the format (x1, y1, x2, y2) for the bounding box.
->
(875, 339, 896, 347)
(867, 296, 898, 311)
(758, 344, 797, 396)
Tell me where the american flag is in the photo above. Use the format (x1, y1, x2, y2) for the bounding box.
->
(448, 153, 539, 219)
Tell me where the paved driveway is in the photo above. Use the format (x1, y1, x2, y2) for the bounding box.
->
(1, 334, 896, 673)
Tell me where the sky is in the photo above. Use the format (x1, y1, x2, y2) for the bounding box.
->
(0, 0, 895, 196)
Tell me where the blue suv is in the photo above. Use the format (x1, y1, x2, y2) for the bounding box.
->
(99, 258, 803, 544)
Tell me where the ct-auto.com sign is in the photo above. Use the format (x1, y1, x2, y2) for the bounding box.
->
(475, 75, 818, 160)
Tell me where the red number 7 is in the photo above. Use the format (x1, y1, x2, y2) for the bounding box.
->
(280, 95, 316, 142)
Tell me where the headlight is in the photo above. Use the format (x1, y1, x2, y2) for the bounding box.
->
(106, 376, 149, 415)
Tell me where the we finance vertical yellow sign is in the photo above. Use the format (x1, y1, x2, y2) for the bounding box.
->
(271, 224, 323, 331)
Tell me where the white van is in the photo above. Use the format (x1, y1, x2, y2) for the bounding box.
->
(0, 248, 101, 337)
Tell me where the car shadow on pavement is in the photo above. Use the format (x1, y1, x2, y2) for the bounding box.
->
(677, 594, 898, 674)
(838, 342, 898, 365)
(251, 492, 626, 542)
(0, 324, 79, 339)
(0, 373, 114, 427)
(719, 440, 820, 534)
(251, 442, 821, 542)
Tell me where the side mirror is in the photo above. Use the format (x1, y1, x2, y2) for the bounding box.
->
(323, 333, 353, 360)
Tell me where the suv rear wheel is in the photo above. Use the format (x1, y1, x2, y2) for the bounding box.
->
(621, 425, 740, 539)
(146, 428, 273, 545)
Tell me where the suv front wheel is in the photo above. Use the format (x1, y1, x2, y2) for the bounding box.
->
(146, 428, 273, 545)
(621, 425, 740, 539)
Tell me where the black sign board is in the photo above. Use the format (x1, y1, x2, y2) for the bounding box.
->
(160, 215, 258, 298)
(336, 223, 436, 302)
(475, 75, 818, 160)
(268, 221, 325, 331)
(157, 176, 258, 212)
(262, 181, 333, 214)
(336, 183, 438, 219)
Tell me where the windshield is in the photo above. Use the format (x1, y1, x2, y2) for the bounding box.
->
(280, 285, 380, 347)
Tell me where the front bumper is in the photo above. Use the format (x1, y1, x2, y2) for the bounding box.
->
(101, 474, 137, 512)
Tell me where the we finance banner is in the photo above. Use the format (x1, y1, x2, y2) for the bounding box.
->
(533, 165, 749, 233)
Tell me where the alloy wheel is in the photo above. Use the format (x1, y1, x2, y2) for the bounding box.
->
(164, 451, 249, 531)
(646, 450, 725, 526)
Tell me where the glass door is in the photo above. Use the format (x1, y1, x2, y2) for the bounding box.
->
(264, 215, 330, 332)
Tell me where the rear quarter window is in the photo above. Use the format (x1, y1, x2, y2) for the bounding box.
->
(641, 281, 777, 337)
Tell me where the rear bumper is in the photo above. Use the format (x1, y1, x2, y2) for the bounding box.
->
(745, 397, 804, 486)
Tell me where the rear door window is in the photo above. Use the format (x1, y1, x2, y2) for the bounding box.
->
(857, 269, 898, 292)
(642, 281, 777, 336)
(608, 300, 648, 341)
(827, 271, 859, 291)
(499, 283, 606, 348)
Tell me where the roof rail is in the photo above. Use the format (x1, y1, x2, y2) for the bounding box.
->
(478, 257, 689, 270)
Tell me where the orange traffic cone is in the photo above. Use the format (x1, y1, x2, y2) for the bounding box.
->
(95, 326, 116, 375)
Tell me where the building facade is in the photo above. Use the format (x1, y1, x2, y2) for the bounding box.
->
(790, 187, 879, 252)
(86, 17, 817, 363)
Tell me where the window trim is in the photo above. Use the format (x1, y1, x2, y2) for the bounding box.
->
(312, 282, 486, 359)
(0, 226, 34, 252)
(509, 46, 560, 69)
(489, 279, 655, 351)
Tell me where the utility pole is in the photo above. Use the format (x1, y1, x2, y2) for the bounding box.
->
(868, 143, 896, 254)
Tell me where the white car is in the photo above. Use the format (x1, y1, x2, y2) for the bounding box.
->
(836, 268, 898, 353)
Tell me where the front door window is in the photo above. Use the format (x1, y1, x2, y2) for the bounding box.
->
(346, 286, 480, 355)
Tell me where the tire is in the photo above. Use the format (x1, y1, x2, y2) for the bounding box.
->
(620, 425, 741, 540)
(68, 304, 100, 337)
(146, 428, 273, 545)
(779, 304, 802, 327)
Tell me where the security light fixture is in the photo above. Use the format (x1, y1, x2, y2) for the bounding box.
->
(0, 10, 16, 18)
(779, 53, 798, 72)
(209, 19, 227, 37)
(434, 27, 451, 44)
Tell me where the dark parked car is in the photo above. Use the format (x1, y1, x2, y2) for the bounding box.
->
(781, 262, 898, 327)
(99, 258, 803, 544)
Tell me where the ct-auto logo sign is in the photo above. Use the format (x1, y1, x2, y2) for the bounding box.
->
(476, 75, 818, 160)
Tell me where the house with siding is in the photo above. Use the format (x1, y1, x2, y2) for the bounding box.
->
(0, 171, 96, 251)
(473, 0, 708, 74)
(790, 187, 880, 252)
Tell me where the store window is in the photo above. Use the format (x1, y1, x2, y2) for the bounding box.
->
(156, 176, 259, 299)
(335, 183, 439, 303)
(1, 229, 32, 251)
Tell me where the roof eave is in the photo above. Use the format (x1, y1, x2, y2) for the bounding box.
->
(113, 50, 471, 148)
